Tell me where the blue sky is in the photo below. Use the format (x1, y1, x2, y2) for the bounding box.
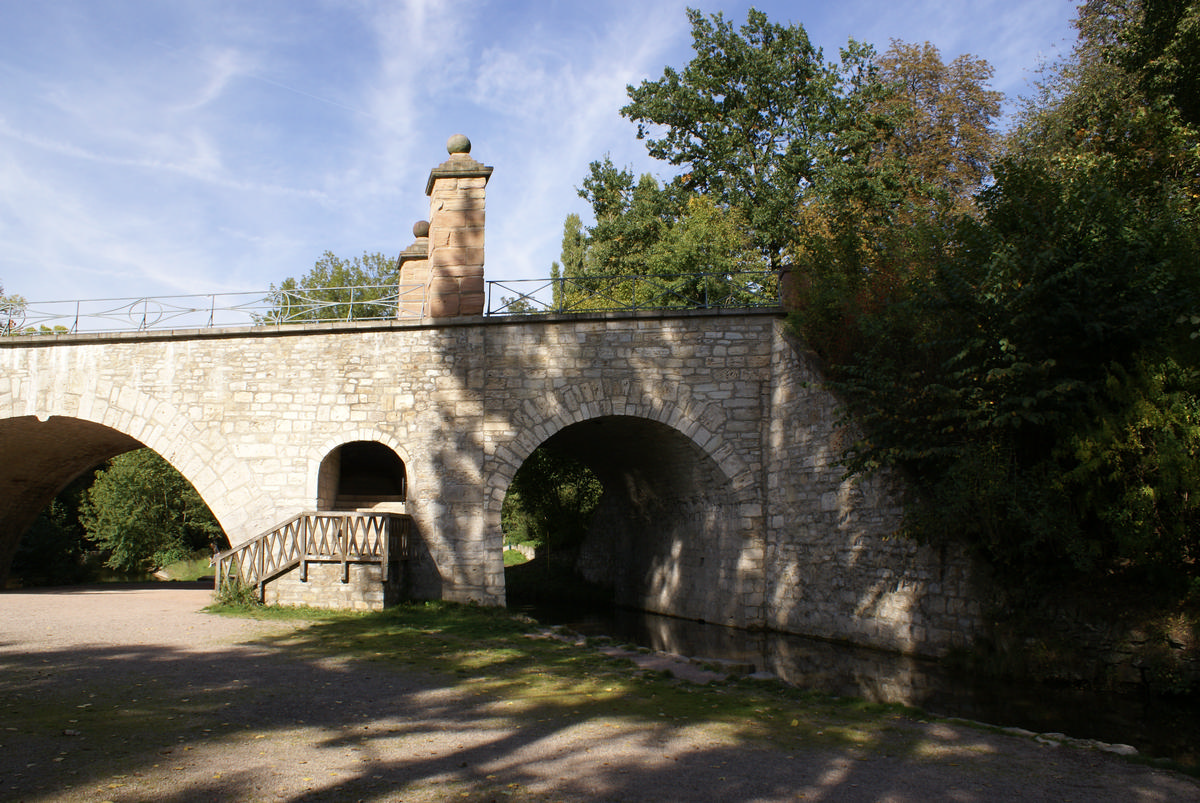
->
(0, 1, 1080, 304)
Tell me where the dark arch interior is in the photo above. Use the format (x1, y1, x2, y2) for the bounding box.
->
(541, 415, 727, 498)
(319, 441, 407, 511)
(0, 415, 194, 586)
(506, 415, 740, 623)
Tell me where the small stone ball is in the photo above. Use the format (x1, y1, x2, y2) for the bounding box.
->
(413, 220, 430, 238)
(446, 134, 471, 154)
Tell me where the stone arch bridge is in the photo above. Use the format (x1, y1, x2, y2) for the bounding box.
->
(0, 307, 984, 657)
(0, 136, 984, 657)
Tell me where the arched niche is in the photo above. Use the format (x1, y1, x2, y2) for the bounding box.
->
(317, 441, 407, 512)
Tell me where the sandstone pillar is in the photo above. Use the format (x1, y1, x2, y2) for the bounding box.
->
(423, 134, 493, 317)
(396, 220, 430, 319)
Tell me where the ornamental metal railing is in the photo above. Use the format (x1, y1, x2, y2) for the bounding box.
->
(485, 270, 779, 315)
(213, 511, 411, 601)
(0, 270, 780, 336)
(0, 283, 427, 335)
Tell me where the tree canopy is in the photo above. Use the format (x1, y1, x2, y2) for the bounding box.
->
(264, 251, 397, 322)
(825, 0, 1200, 592)
(621, 8, 880, 271)
(502, 447, 603, 553)
(80, 449, 226, 573)
(872, 40, 1002, 215)
(1, 281, 25, 334)
(561, 10, 1005, 364)
(548, 157, 769, 311)
(1120, 0, 1200, 127)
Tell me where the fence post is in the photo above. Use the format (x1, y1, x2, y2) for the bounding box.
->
(381, 515, 391, 583)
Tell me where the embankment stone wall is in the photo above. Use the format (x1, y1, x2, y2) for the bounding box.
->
(763, 329, 990, 655)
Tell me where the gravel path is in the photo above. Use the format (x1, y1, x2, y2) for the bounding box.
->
(1, 584, 1197, 802)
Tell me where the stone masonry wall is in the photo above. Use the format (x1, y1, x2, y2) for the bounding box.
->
(264, 561, 398, 611)
(2, 310, 989, 655)
(763, 324, 988, 656)
(475, 312, 775, 630)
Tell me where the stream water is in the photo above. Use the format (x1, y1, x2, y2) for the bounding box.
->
(522, 603, 1200, 768)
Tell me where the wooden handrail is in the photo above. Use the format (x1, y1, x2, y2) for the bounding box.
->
(214, 511, 410, 601)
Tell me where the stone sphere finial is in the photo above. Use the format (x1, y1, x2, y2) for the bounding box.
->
(446, 134, 471, 155)
(413, 220, 430, 238)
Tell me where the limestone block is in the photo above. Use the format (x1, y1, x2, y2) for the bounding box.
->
(430, 210, 486, 229)
(460, 293, 485, 316)
(427, 294, 460, 318)
(429, 247, 485, 269)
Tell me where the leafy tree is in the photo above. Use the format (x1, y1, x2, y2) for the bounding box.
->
(1119, 0, 1200, 127)
(557, 213, 588, 278)
(502, 447, 603, 554)
(872, 40, 1002, 215)
(11, 479, 91, 586)
(1057, 357, 1200, 578)
(80, 449, 226, 573)
(1007, 1, 1197, 201)
(549, 213, 588, 310)
(841, 155, 1198, 577)
(578, 158, 679, 280)
(552, 157, 771, 312)
(264, 251, 397, 322)
(640, 195, 769, 307)
(621, 8, 879, 271)
(495, 295, 538, 314)
(832, 2, 1200, 591)
(788, 40, 1002, 364)
(1, 281, 26, 335)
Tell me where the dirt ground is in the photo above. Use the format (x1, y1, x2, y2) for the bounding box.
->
(1, 584, 1198, 802)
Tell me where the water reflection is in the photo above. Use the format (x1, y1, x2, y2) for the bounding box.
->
(525, 604, 1200, 768)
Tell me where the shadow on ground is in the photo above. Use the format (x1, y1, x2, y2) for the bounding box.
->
(1, 587, 1196, 802)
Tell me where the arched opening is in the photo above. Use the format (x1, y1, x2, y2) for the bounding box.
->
(503, 415, 743, 625)
(0, 415, 227, 588)
(317, 441, 407, 511)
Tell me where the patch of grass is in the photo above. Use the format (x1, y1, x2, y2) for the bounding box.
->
(157, 552, 217, 581)
(205, 601, 364, 621)
(503, 548, 531, 566)
(221, 601, 941, 756)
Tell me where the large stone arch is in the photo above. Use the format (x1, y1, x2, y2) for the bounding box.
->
(0, 381, 274, 556)
(487, 378, 760, 527)
(486, 380, 767, 627)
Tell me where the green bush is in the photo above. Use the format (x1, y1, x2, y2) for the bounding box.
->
(214, 576, 261, 607)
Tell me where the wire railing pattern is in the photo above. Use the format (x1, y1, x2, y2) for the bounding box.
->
(1, 271, 781, 336)
(1, 284, 426, 335)
(486, 270, 778, 315)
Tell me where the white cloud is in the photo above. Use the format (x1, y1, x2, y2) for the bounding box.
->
(0, 0, 1081, 303)
(166, 46, 253, 113)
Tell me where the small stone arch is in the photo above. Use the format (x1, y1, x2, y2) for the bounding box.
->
(310, 431, 412, 512)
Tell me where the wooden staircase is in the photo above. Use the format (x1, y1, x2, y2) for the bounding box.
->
(214, 511, 411, 602)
